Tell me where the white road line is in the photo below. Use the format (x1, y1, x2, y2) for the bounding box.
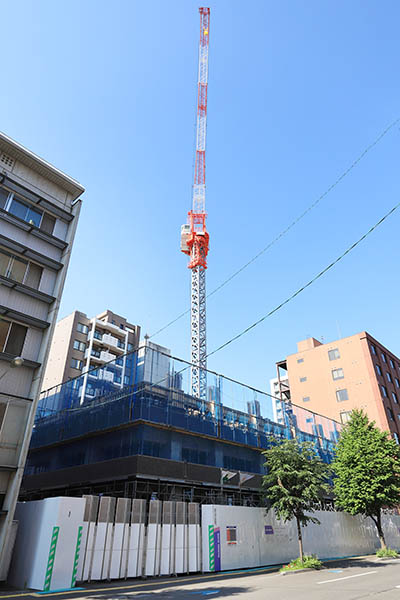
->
(317, 570, 377, 584)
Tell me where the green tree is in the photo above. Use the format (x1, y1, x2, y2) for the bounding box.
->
(262, 438, 331, 560)
(332, 409, 400, 549)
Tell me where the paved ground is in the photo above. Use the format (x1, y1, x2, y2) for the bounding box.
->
(1, 556, 400, 600)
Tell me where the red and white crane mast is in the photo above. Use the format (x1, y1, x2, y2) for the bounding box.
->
(181, 7, 210, 400)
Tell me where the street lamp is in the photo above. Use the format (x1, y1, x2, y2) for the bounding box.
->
(0, 357, 24, 382)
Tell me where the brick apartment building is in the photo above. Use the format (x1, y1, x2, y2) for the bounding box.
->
(274, 332, 400, 443)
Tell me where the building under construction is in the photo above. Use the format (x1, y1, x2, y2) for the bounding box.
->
(22, 344, 340, 506)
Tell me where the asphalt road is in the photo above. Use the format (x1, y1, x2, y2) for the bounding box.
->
(1, 556, 400, 600)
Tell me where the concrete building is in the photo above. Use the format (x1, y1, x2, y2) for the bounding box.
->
(0, 132, 84, 577)
(275, 332, 400, 443)
(269, 375, 289, 425)
(136, 337, 171, 387)
(42, 309, 140, 401)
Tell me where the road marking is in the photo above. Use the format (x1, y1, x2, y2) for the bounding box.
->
(317, 570, 377, 584)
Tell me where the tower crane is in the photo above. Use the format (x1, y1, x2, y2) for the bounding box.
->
(181, 7, 210, 400)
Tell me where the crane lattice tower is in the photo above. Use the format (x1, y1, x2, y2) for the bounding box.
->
(181, 7, 210, 400)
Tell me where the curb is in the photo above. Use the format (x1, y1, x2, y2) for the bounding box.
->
(280, 568, 323, 576)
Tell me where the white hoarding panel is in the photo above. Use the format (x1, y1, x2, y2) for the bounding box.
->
(9, 497, 85, 591)
(201, 505, 400, 573)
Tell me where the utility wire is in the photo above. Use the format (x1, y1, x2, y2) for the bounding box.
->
(207, 201, 400, 358)
(61, 203, 399, 419)
(150, 117, 399, 339)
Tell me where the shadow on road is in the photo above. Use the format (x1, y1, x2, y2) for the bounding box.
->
(325, 558, 395, 570)
(88, 586, 250, 599)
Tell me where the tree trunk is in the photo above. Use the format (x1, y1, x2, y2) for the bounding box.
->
(296, 516, 304, 561)
(375, 510, 386, 550)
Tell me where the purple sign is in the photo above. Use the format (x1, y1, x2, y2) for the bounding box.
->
(264, 525, 274, 535)
(214, 527, 221, 571)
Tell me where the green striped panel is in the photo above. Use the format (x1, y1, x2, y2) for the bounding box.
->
(43, 526, 60, 591)
(71, 526, 83, 588)
(208, 525, 215, 571)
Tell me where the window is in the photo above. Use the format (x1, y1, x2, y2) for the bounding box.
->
(0, 319, 27, 355)
(8, 196, 42, 227)
(24, 262, 42, 288)
(77, 323, 88, 334)
(119, 324, 124, 329)
(392, 392, 398, 404)
(127, 343, 134, 351)
(396, 378, 400, 389)
(381, 352, 386, 363)
(71, 358, 82, 370)
(1, 188, 57, 235)
(0, 248, 43, 290)
(114, 375, 122, 384)
(387, 407, 394, 421)
(336, 389, 349, 402)
(89, 369, 98, 378)
(91, 348, 101, 358)
(73, 340, 86, 352)
(299, 376, 307, 382)
(302, 396, 310, 403)
(116, 357, 123, 366)
(340, 411, 352, 424)
(381, 385, 388, 398)
(0, 187, 10, 209)
(376, 364, 382, 376)
(393, 432, 399, 445)
(370, 344, 376, 355)
(226, 526, 237, 545)
(332, 368, 344, 380)
(124, 375, 130, 385)
(40, 213, 56, 235)
(390, 359, 395, 369)
(117, 339, 125, 349)
(93, 330, 102, 340)
(386, 372, 393, 383)
(328, 348, 340, 361)
(297, 358, 304, 364)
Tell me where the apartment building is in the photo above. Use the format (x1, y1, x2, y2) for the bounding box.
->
(0, 132, 84, 577)
(275, 332, 400, 443)
(42, 309, 140, 401)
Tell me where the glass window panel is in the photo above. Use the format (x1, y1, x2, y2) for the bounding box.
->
(8, 198, 28, 220)
(40, 213, 56, 235)
(328, 348, 340, 361)
(8, 256, 28, 283)
(0, 250, 12, 277)
(0, 188, 9, 209)
(332, 368, 344, 380)
(336, 388, 348, 402)
(24, 262, 42, 289)
(26, 206, 42, 227)
(5, 323, 27, 355)
(0, 402, 7, 428)
(0, 320, 10, 351)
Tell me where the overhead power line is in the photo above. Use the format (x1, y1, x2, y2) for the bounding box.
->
(149, 117, 399, 340)
(207, 200, 400, 358)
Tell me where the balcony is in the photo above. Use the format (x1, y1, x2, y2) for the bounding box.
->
(95, 319, 128, 336)
(102, 333, 125, 353)
(100, 350, 116, 363)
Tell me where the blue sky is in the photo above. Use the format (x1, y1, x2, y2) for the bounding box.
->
(1, 0, 399, 391)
